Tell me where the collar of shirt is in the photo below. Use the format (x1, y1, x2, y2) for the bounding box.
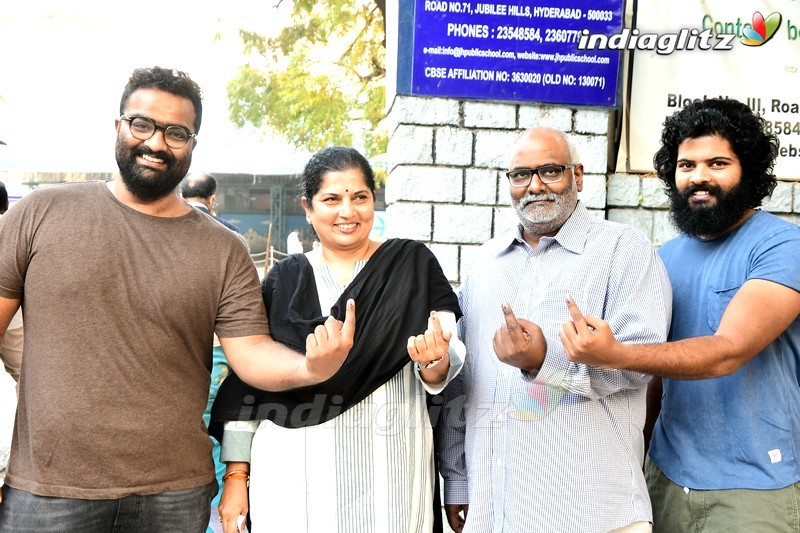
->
(491, 201, 594, 257)
(187, 201, 210, 214)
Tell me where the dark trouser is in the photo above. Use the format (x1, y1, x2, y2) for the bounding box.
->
(0, 480, 217, 532)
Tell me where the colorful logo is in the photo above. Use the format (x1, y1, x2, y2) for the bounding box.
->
(740, 11, 782, 46)
(511, 382, 567, 421)
(511, 369, 574, 421)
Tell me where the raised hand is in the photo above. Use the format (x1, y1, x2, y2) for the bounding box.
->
(407, 311, 452, 383)
(559, 295, 619, 367)
(492, 302, 546, 373)
(305, 299, 356, 383)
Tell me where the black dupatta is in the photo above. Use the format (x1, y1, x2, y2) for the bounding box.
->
(210, 238, 461, 437)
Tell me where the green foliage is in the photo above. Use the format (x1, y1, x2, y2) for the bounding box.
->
(227, 0, 386, 164)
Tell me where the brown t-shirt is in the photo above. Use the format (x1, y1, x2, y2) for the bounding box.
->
(0, 181, 268, 499)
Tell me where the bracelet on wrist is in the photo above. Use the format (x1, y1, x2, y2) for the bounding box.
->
(223, 470, 250, 483)
(415, 356, 444, 371)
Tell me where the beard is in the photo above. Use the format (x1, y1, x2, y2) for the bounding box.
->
(115, 140, 190, 202)
(512, 185, 578, 236)
(669, 182, 753, 238)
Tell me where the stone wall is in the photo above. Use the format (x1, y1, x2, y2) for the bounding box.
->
(385, 94, 800, 286)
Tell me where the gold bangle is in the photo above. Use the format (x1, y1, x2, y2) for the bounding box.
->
(222, 470, 250, 483)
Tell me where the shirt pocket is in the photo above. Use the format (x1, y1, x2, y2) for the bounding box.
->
(707, 285, 740, 332)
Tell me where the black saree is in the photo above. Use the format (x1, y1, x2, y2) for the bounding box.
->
(210, 238, 461, 439)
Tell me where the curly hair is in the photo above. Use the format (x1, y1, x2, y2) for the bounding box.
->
(119, 67, 203, 134)
(300, 146, 375, 202)
(653, 98, 779, 208)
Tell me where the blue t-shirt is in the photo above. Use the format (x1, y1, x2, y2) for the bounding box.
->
(651, 211, 800, 490)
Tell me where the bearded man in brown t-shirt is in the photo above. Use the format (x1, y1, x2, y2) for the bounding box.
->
(0, 66, 355, 533)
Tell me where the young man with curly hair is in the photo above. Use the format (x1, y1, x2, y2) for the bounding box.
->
(562, 98, 800, 532)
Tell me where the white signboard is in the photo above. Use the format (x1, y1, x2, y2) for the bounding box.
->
(617, 0, 800, 179)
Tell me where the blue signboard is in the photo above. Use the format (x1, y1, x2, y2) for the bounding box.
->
(400, 0, 624, 106)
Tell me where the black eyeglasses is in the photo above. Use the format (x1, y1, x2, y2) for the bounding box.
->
(120, 115, 196, 149)
(506, 164, 576, 187)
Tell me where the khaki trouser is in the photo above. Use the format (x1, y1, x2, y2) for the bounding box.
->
(646, 456, 800, 532)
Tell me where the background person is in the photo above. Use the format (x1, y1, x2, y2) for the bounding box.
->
(286, 228, 304, 254)
(181, 172, 241, 233)
(211, 146, 465, 533)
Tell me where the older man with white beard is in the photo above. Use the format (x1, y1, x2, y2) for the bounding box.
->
(437, 127, 672, 533)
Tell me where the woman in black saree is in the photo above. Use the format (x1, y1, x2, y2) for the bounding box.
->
(211, 146, 464, 532)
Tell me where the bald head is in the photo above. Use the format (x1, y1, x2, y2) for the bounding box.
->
(509, 127, 580, 168)
(180, 173, 217, 210)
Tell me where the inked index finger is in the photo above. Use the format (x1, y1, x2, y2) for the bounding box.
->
(428, 311, 443, 334)
(565, 295, 588, 330)
(500, 302, 521, 333)
(340, 299, 356, 341)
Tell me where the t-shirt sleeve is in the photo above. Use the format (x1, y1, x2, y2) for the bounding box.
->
(749, 227, 800, 293)
(214, 239, 269, 338)
(0, 194, 35, 299)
